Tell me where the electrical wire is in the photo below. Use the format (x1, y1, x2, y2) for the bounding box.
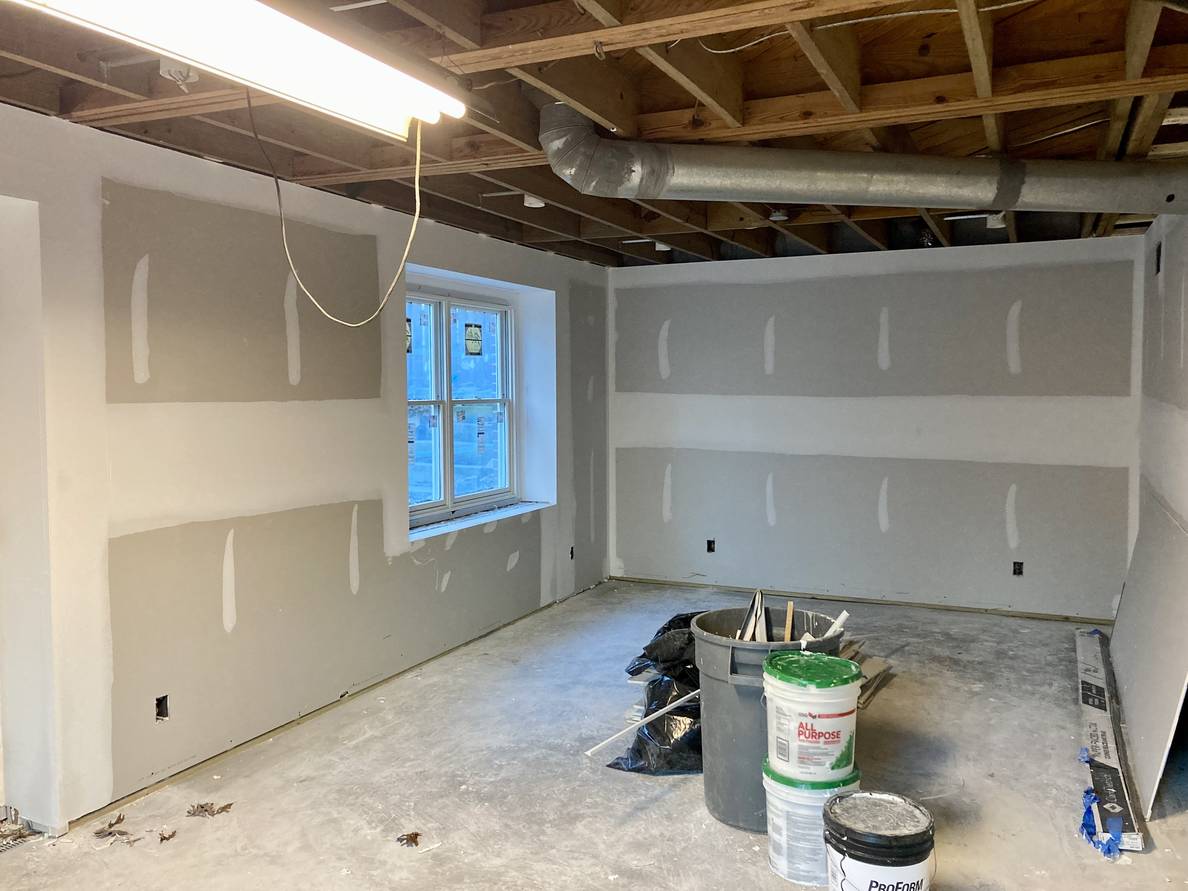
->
(695, 0, 1041, 51)
(815, 0, 1039, 30)
(698, 31, 786, 54)
(244, 88, 422, 328)
(1009, 117, 1108, 149)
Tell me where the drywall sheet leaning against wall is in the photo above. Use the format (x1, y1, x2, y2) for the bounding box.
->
(109, 501, 542, 800)
(1111, 483, 1188, 819)
(101, 179, 381, 403)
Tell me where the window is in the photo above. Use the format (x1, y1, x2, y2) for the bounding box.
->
(407, 293, 515, 525)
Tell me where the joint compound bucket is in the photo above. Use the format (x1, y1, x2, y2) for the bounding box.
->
(763, 759, 860, 886)
(823, 791, 935, 891)
(764, 651, 862, 782)
(692, 606, 844, 831)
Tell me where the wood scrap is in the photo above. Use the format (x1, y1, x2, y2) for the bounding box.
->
(838, 640, 863, 661)
(783, 601, 795, 643)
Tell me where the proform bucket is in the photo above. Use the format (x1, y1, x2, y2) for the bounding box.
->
(691, 603, 844, 832)
(823, 791, 935, 891)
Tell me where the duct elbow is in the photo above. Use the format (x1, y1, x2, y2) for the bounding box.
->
(539, 103, 604, 194)
(539, 103, 674, 199)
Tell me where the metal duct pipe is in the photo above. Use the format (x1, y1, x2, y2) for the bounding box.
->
(539, 103, 1188, 215)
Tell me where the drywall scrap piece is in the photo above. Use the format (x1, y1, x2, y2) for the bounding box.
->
(1075, 628, 1144, 852)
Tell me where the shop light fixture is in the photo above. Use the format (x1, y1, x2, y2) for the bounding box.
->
(12, 0, 466, 140)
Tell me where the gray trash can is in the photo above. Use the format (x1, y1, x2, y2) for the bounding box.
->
(691, 603, 844, 832)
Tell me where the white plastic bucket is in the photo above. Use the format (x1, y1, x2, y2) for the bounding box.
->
(823, 791, 935, 891)
(764, 651, 862, 782)
(763, 759, 860, 886)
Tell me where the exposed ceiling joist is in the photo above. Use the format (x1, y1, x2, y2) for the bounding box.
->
(955, 0, 1004, 153)
(636, 44, 1188, 143)
(575, 0, 743, 128)
(428, 0, 907, 74)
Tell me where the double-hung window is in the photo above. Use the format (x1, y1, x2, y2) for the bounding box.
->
(407, 293, 515, 525)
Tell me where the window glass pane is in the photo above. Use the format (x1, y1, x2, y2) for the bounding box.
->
(452, 402, 508, 499)
(406, 300, 435, 401)
(450, 305, 502, 400)
(407, 404, 442, 506)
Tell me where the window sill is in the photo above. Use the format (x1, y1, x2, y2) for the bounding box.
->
(408, 501, 553, 543)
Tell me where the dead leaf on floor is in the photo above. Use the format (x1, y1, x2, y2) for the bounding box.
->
(93, 813, 130, 839)
(397, 831, 421, 848)
(92, 813, 141, 847)
(187, 802, 234, 818)
(158, 830, 177, 843)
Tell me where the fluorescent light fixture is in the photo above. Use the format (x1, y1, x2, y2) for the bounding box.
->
(13, 0, 465, 140)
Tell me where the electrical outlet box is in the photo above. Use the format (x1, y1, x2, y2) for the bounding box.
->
(1012, 561, 1024, 577)
(706, 539, 716, 553)
(155, 695, 169, 722)
(569, 546, 574, 560)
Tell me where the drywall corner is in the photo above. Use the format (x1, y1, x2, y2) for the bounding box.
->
(0, 195, 62, 831)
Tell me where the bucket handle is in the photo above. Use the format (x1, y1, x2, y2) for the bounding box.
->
(727, 645, 765, 687)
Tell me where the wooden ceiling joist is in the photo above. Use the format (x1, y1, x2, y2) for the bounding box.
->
(637, 44, 1188, 144)
(1098, 0, 1164, 161)
(575, 0, 744, 128)
(1, 0, 1177, 263)
(428, 0, 907, 74)
(955, 0, 1004, 153)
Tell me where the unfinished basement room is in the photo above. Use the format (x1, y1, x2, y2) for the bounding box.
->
(3, 0, 1188, 888)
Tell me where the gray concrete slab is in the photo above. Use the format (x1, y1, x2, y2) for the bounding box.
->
(3, 581, 1185, 889)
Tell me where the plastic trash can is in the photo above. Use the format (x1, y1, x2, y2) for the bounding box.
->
(691, 603, 844, 832)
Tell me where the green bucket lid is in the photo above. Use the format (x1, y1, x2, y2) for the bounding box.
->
(763, 758, 861, 791)
(764, 651, 862, 689)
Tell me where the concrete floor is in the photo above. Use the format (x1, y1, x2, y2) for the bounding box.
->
(4, 580, 1186, 889)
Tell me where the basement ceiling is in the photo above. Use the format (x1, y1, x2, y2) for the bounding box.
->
(2, 0, 1186, 266)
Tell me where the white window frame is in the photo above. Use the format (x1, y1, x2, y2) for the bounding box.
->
(408, 290, 517, 527)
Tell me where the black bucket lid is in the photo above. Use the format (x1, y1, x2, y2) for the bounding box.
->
(823, 791, 934, 860)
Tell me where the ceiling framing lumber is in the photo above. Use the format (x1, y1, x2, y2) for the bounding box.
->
(955, 0, 1004, 153)
(1, 0, 1171, 262)
(918, 209, 952, 247)
(1096, 90, 1175, 236)
(575, 0, 744, 128)
(429, 0, 909, 74)
(636, 44, 1188, 144)
(385, 0, 484, 50)
(1098, 0, 1164, 161)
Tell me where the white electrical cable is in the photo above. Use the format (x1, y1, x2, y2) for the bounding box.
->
(815, 0, 1039, 31)
(698, 31, 786, 54)
(245, 88, 422, 328)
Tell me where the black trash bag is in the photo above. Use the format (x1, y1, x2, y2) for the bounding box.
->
(625, 611, 701, 687)
(607, 675, 702, 774)
(608, 611, 708, 775)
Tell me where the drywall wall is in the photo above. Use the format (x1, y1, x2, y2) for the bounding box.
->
(0, 101, 608, 827)
(0, 196, 59, 830)
(609, 240, 1142, 618)
(1110, 216, 1188, 819)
